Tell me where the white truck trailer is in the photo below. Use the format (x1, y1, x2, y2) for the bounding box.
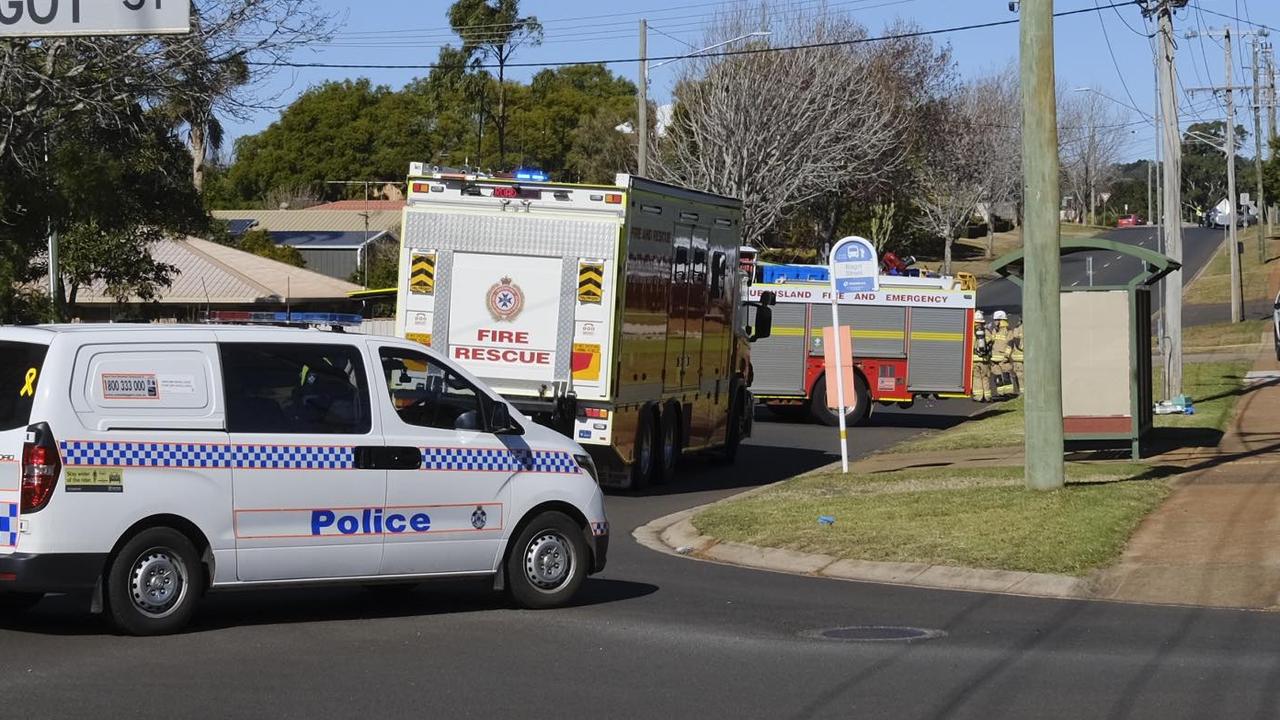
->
(393, 167, 774, 489)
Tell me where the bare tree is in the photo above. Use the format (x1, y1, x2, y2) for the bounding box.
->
(974, 65, 1022, 258)
(653, 4, 904, 248)
(1058, 86, 1131, 225)
(0, 0, 332, 178)
(913, 73, 1018, 273)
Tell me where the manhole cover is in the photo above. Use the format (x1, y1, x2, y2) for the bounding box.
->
(804, 626, 946, 642)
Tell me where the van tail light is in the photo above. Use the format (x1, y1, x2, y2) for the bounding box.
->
(21, 423, 59, 514)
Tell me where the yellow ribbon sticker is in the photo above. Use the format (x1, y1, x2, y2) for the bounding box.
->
(19, 368, 36, 397)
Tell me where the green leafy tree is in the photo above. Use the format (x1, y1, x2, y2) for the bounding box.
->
(448, 0, 543, 168)
(237, 229, 305, 267)
(1181, 121, 1250, 215)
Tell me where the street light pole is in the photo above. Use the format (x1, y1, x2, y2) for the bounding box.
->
(637, 19, 648, 177)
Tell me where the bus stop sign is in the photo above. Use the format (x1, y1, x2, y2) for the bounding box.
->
(829, 236, 878, 294)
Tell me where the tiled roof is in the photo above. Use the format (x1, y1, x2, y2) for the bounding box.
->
(311, 199, 406, 211)
(72, 237, 362, 304)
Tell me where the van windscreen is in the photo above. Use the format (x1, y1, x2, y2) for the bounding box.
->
(0, 341, 48, 430)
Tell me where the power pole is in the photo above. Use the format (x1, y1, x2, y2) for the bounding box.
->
(1020, 0, 1064, 491)
(1187, 26, 1250, 324)
(1252, 34, 1267, 263)
(637, 19, 649, 178)
(1148, 0, 1187, 399)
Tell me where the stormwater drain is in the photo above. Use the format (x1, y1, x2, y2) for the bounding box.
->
(803, 626, 947, 643)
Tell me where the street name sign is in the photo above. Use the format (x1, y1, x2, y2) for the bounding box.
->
(0, 0, 191, 37)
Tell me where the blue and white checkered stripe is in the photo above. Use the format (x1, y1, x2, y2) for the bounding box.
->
(0, 502, 17, 547)
(420, 447, 580, 474)
(58, 441, 577, 475)
(59, 441, 354, 470)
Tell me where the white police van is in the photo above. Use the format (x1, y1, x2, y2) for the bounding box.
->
(0, 313, 608, 635)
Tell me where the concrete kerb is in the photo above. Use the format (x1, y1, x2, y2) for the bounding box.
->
(632, 488, 1093, 601)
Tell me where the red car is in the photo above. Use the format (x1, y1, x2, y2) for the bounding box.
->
(1116, 214, 1142, 227)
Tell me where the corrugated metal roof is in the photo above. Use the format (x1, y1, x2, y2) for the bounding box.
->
(270, 230, 389, 249)
(211, 209, 401, 234)
(72, 237, 362, 304)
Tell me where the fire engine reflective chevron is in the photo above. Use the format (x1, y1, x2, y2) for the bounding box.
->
(410, 251, 436, 295)
(577, 261, 604, 304)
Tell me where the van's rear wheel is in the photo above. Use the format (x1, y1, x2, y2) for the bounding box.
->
(506, 511, 589, 609)
(0, 592, 43, 612)
(106, 527, 204, 636)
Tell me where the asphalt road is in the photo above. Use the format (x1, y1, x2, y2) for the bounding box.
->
(978, 225, 1224, 319)
(7, 403, 1280, 719)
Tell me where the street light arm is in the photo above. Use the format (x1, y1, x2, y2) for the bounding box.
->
(649, 31, 771, 72)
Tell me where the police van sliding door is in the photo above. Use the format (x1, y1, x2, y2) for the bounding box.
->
(220, 342, 387, 583)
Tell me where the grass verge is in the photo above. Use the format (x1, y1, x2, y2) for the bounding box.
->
(1180, 319, 1268, 350)
(884, 360, 1248, 454)
(1183, 228, 1277, 306)
(692, 464, 1170, 576)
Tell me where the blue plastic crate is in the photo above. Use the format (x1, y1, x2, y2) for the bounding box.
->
(760, 264, 829, 284)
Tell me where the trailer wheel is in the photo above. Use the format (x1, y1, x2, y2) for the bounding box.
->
(810, 372, 870, 427)
(655, 405, 679, 485)
(628, 407, 658, 490)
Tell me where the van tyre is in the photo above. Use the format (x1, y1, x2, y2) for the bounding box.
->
(105, 527, 204, 636)
(506, 511, 588, 609)
(0, 592, 43, 613)
(810, 372, 871, 427)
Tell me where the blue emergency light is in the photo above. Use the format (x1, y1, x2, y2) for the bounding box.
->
(514, 168, 549, 182)
(203, 310, 364, 327)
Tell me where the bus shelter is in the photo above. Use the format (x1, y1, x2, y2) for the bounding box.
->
(992, 239, 1180, 459)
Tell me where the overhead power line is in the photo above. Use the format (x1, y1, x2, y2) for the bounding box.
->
(1191, 3, 1278, 34)
(247, 1, 1140, 71)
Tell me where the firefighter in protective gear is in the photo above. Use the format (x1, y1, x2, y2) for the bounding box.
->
(971, 310, 992, 402)
(990, 310, 1016, 398)
(1010, 320, 1025, 393)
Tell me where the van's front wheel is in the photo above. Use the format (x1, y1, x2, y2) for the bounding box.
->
(106, 527, 204, 636)
(506, 512, 588, 610)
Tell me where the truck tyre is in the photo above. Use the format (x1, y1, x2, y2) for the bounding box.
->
(655, 406, 679, 485)
(105, 527, 204, 636)
(629, 408, 658, 490)
(0, 592, 43, 613)
(810, 372, 871, 427)
(506, 511, 589, 609)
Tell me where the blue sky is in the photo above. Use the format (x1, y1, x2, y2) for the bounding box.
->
(230, 0, 1280, 162)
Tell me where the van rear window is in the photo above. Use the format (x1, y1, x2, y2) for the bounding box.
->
(0, 341, 48, 430)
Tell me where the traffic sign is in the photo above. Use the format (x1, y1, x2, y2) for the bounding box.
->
(0, 0, 191, 37)
(828, 236, 878, 294)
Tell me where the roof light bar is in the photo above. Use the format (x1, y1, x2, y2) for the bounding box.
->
(202, 311, 364, 327)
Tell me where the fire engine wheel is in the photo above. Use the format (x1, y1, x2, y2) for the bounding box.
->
(655, 407, 680, 485)
(810, 373, 871, 427)
(629, 408, 658, 490)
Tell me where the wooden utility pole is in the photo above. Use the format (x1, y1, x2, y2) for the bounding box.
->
(1020, 0, 1064, 491)
(637, 19, 649, 177)
(1253, 35, 1267, 263)
(1148, 0, 1187, 398)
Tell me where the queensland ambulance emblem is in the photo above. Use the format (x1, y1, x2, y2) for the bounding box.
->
(471, 506, 488, 530)
(487, 277, 524, 322)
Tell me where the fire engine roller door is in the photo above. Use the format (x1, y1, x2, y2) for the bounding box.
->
(907, 307, 967, 392)
(811, 304, 907, 357)
(401, 209, 618, 388)
(751, 303, 808, 395)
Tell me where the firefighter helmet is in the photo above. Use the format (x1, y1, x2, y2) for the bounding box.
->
(974, 310, 985, 323)
(993, 310, 1008, 321)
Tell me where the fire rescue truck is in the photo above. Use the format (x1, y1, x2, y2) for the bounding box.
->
(393, 166, 775, 489)
(747, 265, 975, 425)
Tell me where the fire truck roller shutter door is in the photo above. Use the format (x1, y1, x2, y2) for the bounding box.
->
(811, 304, 907, 358)
(749, 303, 808, 395)
(907, 308, 968, 393)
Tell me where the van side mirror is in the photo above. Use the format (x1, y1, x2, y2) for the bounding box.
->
(486, 399, 524, 435)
